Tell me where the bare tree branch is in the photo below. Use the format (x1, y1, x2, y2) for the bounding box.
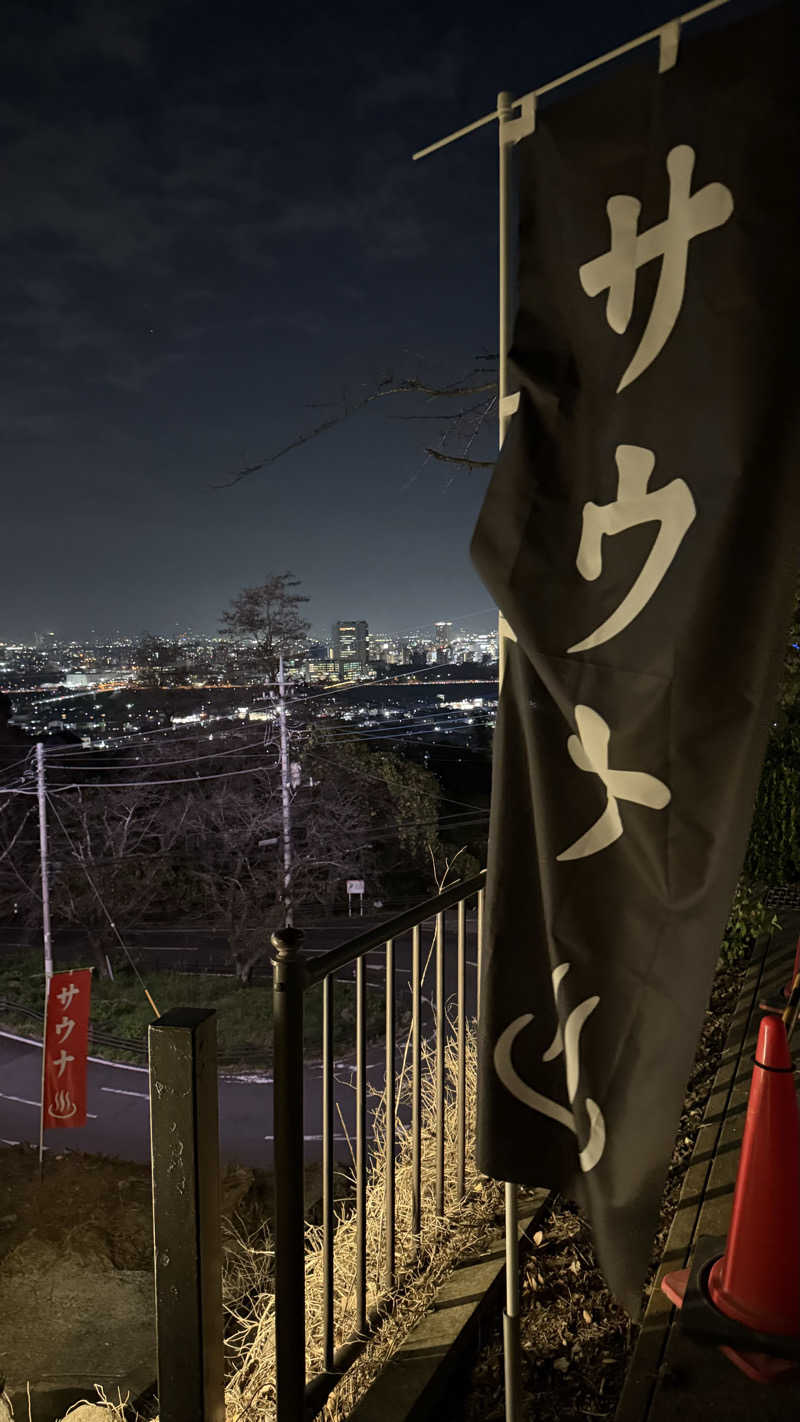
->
(423, 447, 494, 470)
(212, 370, 498, 488)
(394, 377, 496, 400)
(386, 403, 489, 422)
(0, 805, 33, 865)
(212, 406, 367, 488)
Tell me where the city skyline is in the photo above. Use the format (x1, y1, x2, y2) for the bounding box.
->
(0, 605, 500, 647)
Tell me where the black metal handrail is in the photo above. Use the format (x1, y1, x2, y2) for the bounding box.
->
(302, 869, 485, 987)
(271, 870, 487, 1422)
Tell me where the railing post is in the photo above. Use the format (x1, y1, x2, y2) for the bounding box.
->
(148, 1007, 224, 1422)
(435, 910, 446, 1217)
(384, 938, 396, 1289)
(271, 926, 306, 1421)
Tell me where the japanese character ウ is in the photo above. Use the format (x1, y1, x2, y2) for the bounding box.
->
(579, 144, 733, 391)
(568, 444, 695, 655)
(54, 1015, 75, 1043)
(557, 704, 670, 862)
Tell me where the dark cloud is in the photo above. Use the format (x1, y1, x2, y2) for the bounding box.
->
(1, 0, 706, 639)
(358, 36, 465, 110)
(3, 0, 155, 77)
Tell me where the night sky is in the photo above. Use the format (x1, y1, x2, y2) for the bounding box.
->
(2, 0, 748, 641)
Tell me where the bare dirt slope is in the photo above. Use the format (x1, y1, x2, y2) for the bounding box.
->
(0, 1145, 266, 1421)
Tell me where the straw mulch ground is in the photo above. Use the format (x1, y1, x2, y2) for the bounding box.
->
(39, 956, 746, 1422)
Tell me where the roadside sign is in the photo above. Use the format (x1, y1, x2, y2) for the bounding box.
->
(346, 879, 365, 916)
(43, 968, 92, 1128)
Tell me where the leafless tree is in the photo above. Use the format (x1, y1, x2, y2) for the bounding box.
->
(181, 769, 285, 985)
(39, 778, 196, 978)
(1, 717, 450, 986)
(220, 571, 310, 682)
(0, 799, 37, 924)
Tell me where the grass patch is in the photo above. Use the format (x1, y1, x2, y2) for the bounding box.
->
(0, 949, 388, 1068)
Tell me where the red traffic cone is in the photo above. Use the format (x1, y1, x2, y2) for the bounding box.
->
(708, 1014, 800, 1334)
(661, 1013, 800, 1381)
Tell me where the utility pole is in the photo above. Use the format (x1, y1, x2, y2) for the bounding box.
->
(36, 743, 53, 1181)
(277, 657, 293, 927)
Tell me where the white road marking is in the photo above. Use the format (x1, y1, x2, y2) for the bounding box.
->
(0, 1030, 45, 1049)
(331, 1057, 387, 1076)
(221, 1072, 273, 1084)
(0, 1090, 97, 1118)
(264, 1133, 350, 1142)
(0, 1030, 283, 1087)
(101, 1086, 149, 1099)
(0, 1029, 149, 1071)
(131, 945, 199, 952)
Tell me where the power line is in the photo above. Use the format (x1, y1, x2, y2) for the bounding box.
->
(312, 705, 490, 731)
(37, 716, 491, 796)
(309, 726, 490, 755)
(312, 715, 489, 743)
(45, 792, 161, 1017)
(356, 810, 489, 837)
(44, 738, 269, 774)
(12, 663, 494, 795)
(41, 709, 284, 757)
(302, 743, 488, 815)
(30, 808, 486, 873)
(292, 816, 489, 869)
(306, 718, 485, 745)
(292, 656, 490, 703)
(43, 723, 262, 758)
(46, 761, 277, 793)
(29, 655, 497, 763)
(0, 749, 37, 775)
(17, 733, 486, 796)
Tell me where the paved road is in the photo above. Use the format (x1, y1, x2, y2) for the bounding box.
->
(0, 909, 481, 992)
(0, 911, 480, 1043)
(0, 919, 476, 1167)
(0, 1029, 400, 1168)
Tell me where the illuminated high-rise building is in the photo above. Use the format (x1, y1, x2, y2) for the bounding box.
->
(332, 620, 368, 677)
(434, 620, 453, 662)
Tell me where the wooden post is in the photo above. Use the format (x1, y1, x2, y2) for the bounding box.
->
(148, 1007, 225, 1422)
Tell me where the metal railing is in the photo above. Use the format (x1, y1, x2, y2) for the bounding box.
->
(270, 868, 486, 1421)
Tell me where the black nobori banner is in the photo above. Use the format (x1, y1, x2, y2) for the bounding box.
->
(472, 2, 800, 1314)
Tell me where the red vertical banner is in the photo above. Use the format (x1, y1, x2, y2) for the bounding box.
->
(43, 968, 92, 1128)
